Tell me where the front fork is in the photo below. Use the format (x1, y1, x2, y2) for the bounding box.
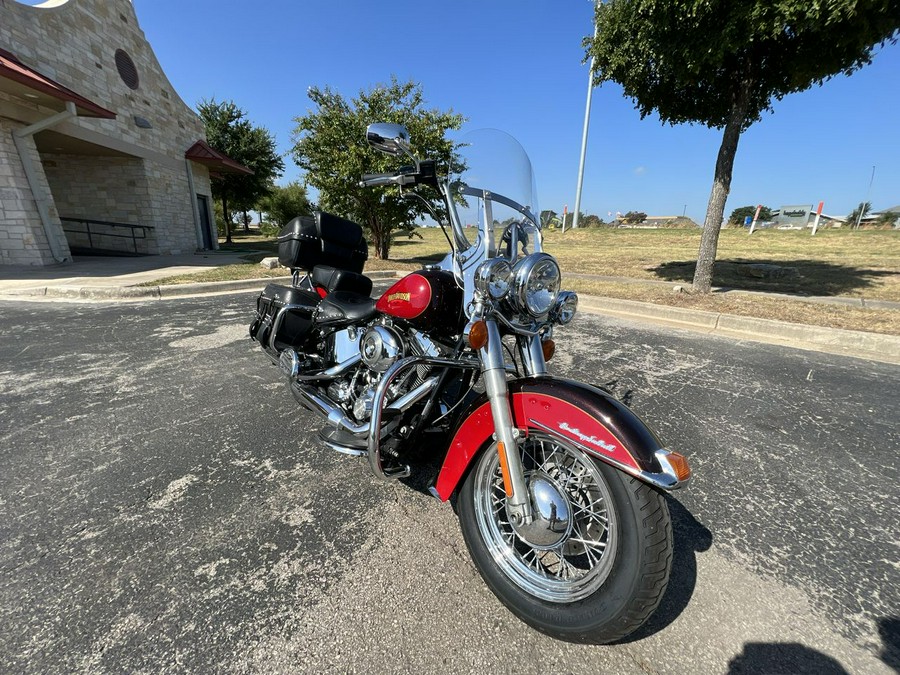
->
(478, 319, 547, 526)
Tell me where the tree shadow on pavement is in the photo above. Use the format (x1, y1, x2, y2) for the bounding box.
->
(617, 496, 713, 643)
(879, 617, 900, 671)
(726, 643, 849, 674)
(651, 259, 897, 297)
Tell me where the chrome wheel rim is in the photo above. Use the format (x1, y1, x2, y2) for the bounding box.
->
(472, 432, 618, 603)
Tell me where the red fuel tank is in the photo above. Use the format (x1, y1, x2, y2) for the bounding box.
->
(376, 270, 464, 336)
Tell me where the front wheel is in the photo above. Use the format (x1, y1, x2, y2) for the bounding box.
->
(457, 431, 672, 643)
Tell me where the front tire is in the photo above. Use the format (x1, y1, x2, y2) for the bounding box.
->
(457, 432, 672, 643)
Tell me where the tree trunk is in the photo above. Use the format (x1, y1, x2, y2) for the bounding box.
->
(222, 195, 232, 244)
(369, 216, 390, 260)
(243, 209, 250, 233)
(693, 87, 751, 293)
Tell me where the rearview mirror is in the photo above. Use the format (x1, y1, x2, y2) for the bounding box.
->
(366, 123, 411, 156)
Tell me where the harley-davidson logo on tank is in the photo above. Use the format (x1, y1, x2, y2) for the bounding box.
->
(375, 270, 465, 336)
(376, 273, 432, 319)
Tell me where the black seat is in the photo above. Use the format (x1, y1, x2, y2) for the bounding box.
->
(312, 265, 373, 297)
(316, 291, 377, 325)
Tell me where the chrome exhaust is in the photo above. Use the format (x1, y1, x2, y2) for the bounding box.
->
(290, 375, 440, 439)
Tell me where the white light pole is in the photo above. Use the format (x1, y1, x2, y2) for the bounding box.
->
(572, 2, 600, 231)
(854, 165, 876, 230)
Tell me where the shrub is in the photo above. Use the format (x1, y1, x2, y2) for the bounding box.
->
(259, 221, 280, 238)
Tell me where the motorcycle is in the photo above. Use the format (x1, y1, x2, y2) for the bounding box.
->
(249, 123, 691, 643)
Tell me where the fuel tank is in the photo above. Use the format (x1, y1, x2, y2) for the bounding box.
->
(376, 270, 464, 336)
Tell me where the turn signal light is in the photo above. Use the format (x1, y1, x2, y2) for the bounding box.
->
(541, 339, 556, 361)
(496, 441, 513, 497)
(666, 451, 692, 482)
(468, 320, 489, 350)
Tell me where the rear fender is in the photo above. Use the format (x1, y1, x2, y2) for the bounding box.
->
(433, 377, 688, 501)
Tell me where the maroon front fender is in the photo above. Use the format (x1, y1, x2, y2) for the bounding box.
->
(433, 377, 681, 501)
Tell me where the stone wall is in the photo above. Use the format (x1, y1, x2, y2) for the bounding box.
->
(0, 0, 217, 263)
(42, 153, 158, 254)
(0, 0, 207, 159)
(146, 162, 197, 255)
(0, 117, 70, 265)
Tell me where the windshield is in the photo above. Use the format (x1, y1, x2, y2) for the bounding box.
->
(451, 129, 541, 253)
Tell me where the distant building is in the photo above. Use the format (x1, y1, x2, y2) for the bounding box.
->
(871, 205, 900, 228)
(770, 205, 844, 229)
(0, 0, 249, 266)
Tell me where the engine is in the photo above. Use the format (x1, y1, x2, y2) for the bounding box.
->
(325, 323, 445, 424)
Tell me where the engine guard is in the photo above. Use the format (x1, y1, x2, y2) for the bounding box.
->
(433, 377, 690, 500)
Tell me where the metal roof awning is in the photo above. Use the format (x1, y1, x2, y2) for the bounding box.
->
(0, 47, 116, 119)
(185, 139, 253, 176)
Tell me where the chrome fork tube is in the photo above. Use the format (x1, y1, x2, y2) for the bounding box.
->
(518, 334, 548, 377)
(480, 320, 532, 524)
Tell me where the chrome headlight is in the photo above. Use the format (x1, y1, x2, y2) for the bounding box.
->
(474, 258, 513, 300)
(512, 253, 561, 318)
(551, 291, 578, 325)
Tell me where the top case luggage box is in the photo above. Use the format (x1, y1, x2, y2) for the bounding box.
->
(277, 211, 368, 274)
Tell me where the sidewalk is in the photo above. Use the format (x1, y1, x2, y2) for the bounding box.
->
(1, 256, 897, 365)
(0, 252, 249, 292)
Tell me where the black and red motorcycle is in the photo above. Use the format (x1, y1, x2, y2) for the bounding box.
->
(250, 123, 691, 643)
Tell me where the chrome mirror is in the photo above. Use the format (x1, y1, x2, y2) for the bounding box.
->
(366, 123, 411, 156)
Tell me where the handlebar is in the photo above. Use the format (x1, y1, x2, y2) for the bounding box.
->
(359, 160, 437, 189)
(359, 172, 416, 188)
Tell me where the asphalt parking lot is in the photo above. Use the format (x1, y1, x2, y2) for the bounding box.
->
(1, 292, 897, 673)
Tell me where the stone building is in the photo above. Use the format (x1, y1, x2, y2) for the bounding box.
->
(0, 0, 249, 266)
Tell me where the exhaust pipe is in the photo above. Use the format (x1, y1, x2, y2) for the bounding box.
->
(290, 376, 439, 438)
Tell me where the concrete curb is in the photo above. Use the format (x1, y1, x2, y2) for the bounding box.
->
(0, 270, 403, 300)
(578, 296, 900, 365)
(2, 272, 897, 365)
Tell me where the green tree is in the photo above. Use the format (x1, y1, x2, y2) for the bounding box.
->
(622, 210, 647, 224)
(197, 99, 285, 243)
(728, 205, 774, 226)
(258, 181, 312, 229)
(582, 214, 605, 228)
(587, 1, 899, 292)
(847, 201, 873, 228)
(560, 211, 586, 230)
(291, 78, 464, 259)
(875, 210, 899, 228)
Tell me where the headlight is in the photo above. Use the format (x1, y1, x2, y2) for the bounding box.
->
(512, 253, 561, 317)
(474, 258, 513, 300)
(551, 291, 578, 325)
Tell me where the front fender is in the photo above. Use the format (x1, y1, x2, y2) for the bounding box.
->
(433, 377, 689, 501)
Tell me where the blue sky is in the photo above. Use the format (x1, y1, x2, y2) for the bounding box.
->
(136, 0, 899, 222)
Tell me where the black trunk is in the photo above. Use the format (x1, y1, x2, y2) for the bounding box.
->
(222, 195, 232, 244)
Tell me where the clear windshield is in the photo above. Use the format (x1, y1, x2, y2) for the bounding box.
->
(451, 129, 541, 254)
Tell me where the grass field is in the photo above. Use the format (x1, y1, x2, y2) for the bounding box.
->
(154, 227, 900, 335)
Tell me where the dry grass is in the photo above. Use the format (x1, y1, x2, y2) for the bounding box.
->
(148, 227, 900, 335)
(569, 280, 900, 336)
(545, 227, 900, 301)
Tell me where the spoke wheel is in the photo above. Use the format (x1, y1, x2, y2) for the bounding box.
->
(473, 433, 618, 603)
(458, 430, 673, 644)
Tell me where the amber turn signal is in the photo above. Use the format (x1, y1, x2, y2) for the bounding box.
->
(666, 451, 692, 482)
(541, 339, 556, 361)
(496, 441, 514, 497)
(468, 320, 489, 350)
